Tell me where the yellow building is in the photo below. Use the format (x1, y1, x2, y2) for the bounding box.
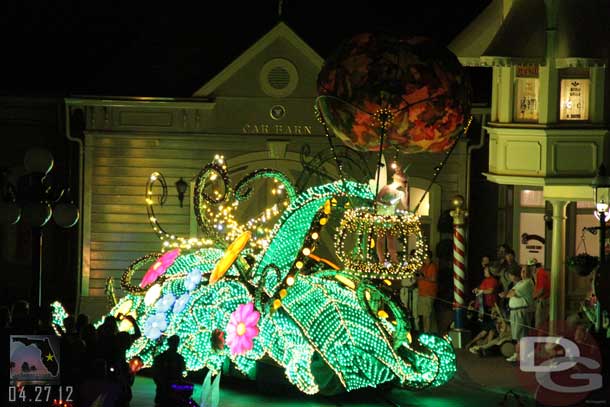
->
(450, 0, 609, 320)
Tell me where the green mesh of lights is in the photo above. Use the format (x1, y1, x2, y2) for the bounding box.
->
(252, 180, 374, 294)
(51, 180, 456, 394)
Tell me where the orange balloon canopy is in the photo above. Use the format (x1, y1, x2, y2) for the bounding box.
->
(317, 33, 471, 154)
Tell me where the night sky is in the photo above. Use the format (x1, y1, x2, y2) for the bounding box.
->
(1, 1, 491, 97)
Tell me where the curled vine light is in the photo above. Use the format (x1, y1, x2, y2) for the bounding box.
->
(146, 171, 213, 251)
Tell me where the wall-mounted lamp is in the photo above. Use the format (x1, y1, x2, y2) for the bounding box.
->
(175, 177, 188, 208)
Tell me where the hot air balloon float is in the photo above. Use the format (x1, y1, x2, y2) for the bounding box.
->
(52, 33, 471, 396)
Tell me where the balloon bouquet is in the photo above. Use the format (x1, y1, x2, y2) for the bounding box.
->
(52, 33, 470, 399)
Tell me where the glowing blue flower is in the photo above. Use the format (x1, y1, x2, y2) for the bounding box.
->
(173, 293, 190, 314)
(143, 313, 168, 340)
(184, 269, 203, 291)
(156, 293, 176, 313)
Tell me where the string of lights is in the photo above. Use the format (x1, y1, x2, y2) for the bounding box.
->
(334, 207, 426, 279)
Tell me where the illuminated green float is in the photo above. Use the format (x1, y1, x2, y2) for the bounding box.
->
(53, 161, 456, 395)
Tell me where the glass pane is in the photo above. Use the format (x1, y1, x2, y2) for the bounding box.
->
(514, 77, 540, 121)
(519, 213, 546, 265)
(520, 189, 545, 207)
(560, 79, 590, 121)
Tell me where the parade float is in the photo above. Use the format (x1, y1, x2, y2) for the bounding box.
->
(53, 32, 471, 395)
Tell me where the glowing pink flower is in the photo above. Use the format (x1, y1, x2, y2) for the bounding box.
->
(140, 249, 180, 288)
(226, 302, 260, 355)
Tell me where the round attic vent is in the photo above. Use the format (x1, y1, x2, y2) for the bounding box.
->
(260, 58, 298, 98)
(268, 67, 290, 89)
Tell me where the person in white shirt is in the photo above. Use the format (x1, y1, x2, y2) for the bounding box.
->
(499, 266, 534, 362)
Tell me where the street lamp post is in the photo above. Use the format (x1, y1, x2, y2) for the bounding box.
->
(0, 148, 80, 308)
(592, 164, 610, 332)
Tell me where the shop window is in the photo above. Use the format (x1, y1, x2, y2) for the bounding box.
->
(514, 65, 540, 122)
(559, 68, 590, 121)
(520, 189, 544, 208)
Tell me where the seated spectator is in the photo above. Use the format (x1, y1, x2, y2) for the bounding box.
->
(469, 305, 512, 356)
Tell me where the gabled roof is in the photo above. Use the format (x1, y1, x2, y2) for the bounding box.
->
(193, 22, 324, 97)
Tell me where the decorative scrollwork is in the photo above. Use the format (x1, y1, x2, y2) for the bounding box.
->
(121, 252, 164, 294)
(234, 168, 297, 203)
(193, 162, 232, 245)
(145, 172, 169, 238)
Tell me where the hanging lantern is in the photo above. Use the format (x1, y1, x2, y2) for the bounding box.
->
(317, 33, 470, 154)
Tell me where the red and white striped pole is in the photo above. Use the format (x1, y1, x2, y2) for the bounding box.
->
(450, 195, 468, 332)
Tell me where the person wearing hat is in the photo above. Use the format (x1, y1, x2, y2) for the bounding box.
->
(529, 258, 550, 328)
(375, 167, 409, 264)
